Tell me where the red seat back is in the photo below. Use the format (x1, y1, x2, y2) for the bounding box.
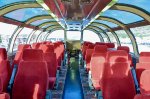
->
(13, 44, 31, 67)
(140, 70, 150, 94)
(102, 50, 136, 99)
(105, 43, 115, 48)
(0, 48, 11, 92)
(12, 49, 48, 99)
(91, 53, 107, 90)
(136, 52, 150, 83)
(85, 49, 94, 71)
(94, 45, 107, 53)
(117, 46, 133, 66)
(32, 43, 41, 49)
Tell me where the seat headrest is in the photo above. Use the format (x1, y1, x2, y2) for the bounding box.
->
(139, 52, 150, 63)
(32, 43, 41, 49)
(0, 48, 7, 60)
(88, 44, 95, 49)
(91, 53, 107, 63)
(18, 44, 31, 51)
(95, 42, 106, 45)
(140, 70, 150, 94)
(117, 46, 130, 53)
(105, 43, 115, 48)
(40, 45, 54, 53)
(94, 45, 107, 53)
(22, 49, 44, 61)
(107, 50, 128, 63)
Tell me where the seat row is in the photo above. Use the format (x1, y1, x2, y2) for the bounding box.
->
(81, 41, 150, 99)
(0, 41, 65, 99)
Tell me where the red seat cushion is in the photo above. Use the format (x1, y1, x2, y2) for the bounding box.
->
(85, 49, 94, 72)
(94, 45, 107, 53)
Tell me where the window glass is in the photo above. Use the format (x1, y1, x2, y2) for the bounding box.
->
(83, 30, 100, 43)
(47, 30, 64, 42)
(115, 30, 133, 52)
(67, 31, 81, 40)
(118, 0, 150, 13)
(31, 19, 55, 26)
(0, 22, 18, 50)
(94, 20, 118, 28)
(100, 33, 108, 43)
(0, 0, 35, 7)
(102, 10, 143, 24)
(30, 30, 42, 44)
(38, 32, 48, 42)
(4, 8, 48, 22)
(13, 27, 33, 51)
(107, 32, 117, 47)
(130, 25, 150, 53)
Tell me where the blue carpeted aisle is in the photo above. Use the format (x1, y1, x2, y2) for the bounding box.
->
(63, 58, 84, 99)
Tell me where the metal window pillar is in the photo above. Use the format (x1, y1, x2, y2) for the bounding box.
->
(7, 26, 24, 56)
(35, 31, 44, 42)
(26, 29, 37, 44)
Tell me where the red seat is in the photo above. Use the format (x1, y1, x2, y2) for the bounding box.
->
(0, 93, 10, 99)
(40, 45, 57, 89)
(95, 42, 106, 45)
(102, 50, 136, 99)
(94, 45, 107, 53)
(85, 49, 94, 72)
(91, 53, 107, 90)
(0, 48, 11, 92)
(32, 43, 41, 49)
(134, 70, 150, 99)
(105, 43, 115, 48)
(117, 46, 133, 66)
(12, 44, 31, 68)
(134, 94, 150, 99)
(54, 43, 62, 69)
(90, 45, 107, 90)
(12, 49, 49, 99)
(136, 52, 150, 83)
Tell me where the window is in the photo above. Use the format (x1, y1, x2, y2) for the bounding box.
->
(13, 27, 33, 51)
(0, 22, 18, 50)
(115, 30, 133, 52)
(130, 25, 150, 53)
(31, 19, 54, 26)
(4, 8, 49, 22)
(47, 30, 64, 42)
(94, 20, 118, 28)
(37, 32, 48, 42)
(102, 10, 143, 24)
(83, 30, 100, 43)
(118, 0, 150, 13)
(0, 0, 35, 7)
(107, 32, 117, 47)
(30, 30, 42, 44)
(67, 31, 81, 40)
(101, 33, 108, 43)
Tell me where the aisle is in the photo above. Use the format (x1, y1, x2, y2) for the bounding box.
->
(63, 58, 84, 99)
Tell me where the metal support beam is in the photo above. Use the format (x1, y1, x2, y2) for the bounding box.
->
(35, 31, 43, 43)
(26, 29, 37, 44)
(7, 26, 24, 56)
(97, 16, 139, 55)
(91, 22, 121, 46)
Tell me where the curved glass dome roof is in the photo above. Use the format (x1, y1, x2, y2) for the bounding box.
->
(0, 0, 36, 7)
(4, 8, 49, 22)
(94, 20, 118, 28)
(101, 10, 144, 24)
(118, 0, 150, 12)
